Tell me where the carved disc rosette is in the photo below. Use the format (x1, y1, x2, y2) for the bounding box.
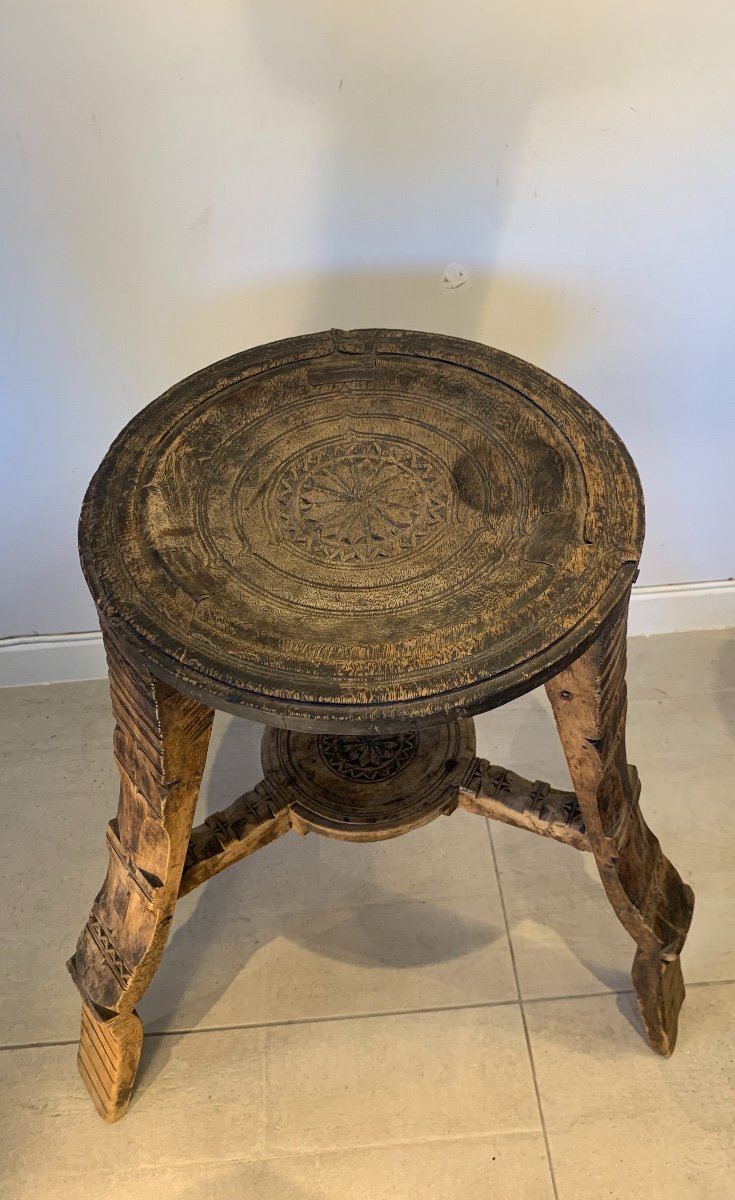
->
(262, 721, 475, 840)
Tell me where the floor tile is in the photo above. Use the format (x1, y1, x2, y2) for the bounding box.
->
(253, 1135, 554, 1200)
(0, 1006, 546, 1197)
(634, 760, 735, 985)
(0, 682, 119, 1044)
(144, 709, 515, 1032)
(0, 685, 507, 1044)
(525, 983, 735, 1200)
(478, 697, 629, 999)
(476, 683, 733, 792)
(491, 827, 634, 997)
(143, 887, 515, 1033)
(264, 1005, 540, 1154)
(91, 1134, 555, 1200)
(0, 679, 113, 753)
(474, 695, 569, 792)
(0, 1027, 265, 1198)
(626, 691, 734, 770)
(1, 631, 734, 1200)
(626, 628, 735, 701)
(483, 683, 735, 999)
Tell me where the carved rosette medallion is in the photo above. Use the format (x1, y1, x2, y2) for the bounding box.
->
(274, 437, 452, 564)
(318, 732, 420, 782)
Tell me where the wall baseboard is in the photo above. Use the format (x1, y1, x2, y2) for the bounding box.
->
(0, 631, 109, 688)
(1, 580, 733, 688)
(627, 579, 735, 637)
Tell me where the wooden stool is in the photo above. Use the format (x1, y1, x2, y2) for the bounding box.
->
(68, 329, 694, 1122)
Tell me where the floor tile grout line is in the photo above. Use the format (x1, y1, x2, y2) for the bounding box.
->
(0, 1037, 79, 1052)
(0, 988, 638, 1053)
(3, 979, 733, 1055)
(253, 1127, 548, 1163)
(154, 998, 516, 1033)
(260, 1026, 269, 1160)
(486, 820, 561, 1200)
(0, 999, 522, 1054)
(686, 977, 735, 990)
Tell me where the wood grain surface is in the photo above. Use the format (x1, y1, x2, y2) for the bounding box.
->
(67, 633, 213, 1120)
(79, 329, 644, 732)
(546, 599, 695, 1054)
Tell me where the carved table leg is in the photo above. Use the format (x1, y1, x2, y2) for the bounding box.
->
(546, 598, 694, 1054)
(67, 634, 214, 1120)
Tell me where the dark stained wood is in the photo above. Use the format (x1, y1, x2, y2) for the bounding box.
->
(69, 330, 694, 1122)
(78, 328, 644, 733)
(262, 720, 476, 841)
(546, 599, 695, 1055)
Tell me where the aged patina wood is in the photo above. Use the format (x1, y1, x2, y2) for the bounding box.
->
(546, 599, 695, 1054)
(69, 330, 694, 1122)
(78, 328, 643, 732)
(458, 760, 589, 852)
(67, 631, 213, 1121)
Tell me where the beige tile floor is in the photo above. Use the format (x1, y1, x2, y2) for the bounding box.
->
(0, 629, 733, 1199)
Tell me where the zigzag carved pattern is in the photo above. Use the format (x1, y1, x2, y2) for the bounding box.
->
(87, 913, 133, 987)
(105, 819, 162, 906)
(104, 632, 213, 818)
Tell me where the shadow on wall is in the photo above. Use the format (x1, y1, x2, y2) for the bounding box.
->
(179, 267, 594, 375)
(3, 0, 639, 636)
(240, 0, 620, 262)
(178, 0, 611, 369)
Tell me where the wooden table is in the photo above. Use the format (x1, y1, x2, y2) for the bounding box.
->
(68, 329, 694, 1122)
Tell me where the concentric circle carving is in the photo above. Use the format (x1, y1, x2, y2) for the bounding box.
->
(318, 732, 419, 782)
(79, 328, 644, 731)
(273, 438, 452, 565)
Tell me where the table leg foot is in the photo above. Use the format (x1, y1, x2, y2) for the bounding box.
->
(632, 947, 688, 1057)
(77, 1005, 143, 1123)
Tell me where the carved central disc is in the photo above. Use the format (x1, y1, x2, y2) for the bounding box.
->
(318, 732, 419, 782)
(274, 437, 452, 565)
(262, 720, 476, 841)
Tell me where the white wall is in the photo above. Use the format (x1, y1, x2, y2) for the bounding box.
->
(2, 1, 734, 638)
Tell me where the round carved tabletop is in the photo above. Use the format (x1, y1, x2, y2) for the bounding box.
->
(80, 329, 644, 732)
